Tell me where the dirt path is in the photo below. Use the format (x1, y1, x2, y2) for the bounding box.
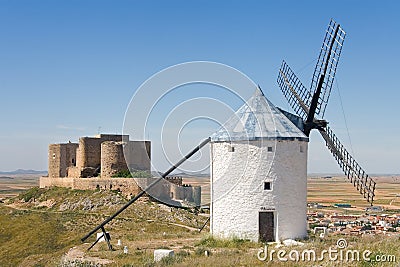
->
(62, 246, 114, 265)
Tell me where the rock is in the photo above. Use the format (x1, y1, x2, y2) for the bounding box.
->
(282, 239, 304, 247)
(154, 249, 174, 262)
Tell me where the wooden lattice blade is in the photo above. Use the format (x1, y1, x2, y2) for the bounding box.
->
(318, 126, 376, 205)
(310, 19, 346, 118)
(277, 60, 311, 121)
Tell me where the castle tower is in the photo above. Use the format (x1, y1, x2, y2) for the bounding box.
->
(101, 141, 128, 177)
(210, 88, 309, 242)
(48, 143, 78, 178)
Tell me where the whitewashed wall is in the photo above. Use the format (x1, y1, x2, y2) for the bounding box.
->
(210, 139, 308, 242)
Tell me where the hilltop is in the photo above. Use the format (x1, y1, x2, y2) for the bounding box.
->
(1, 187, 209, 266)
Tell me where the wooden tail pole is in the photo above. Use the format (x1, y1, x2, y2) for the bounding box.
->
(198, 216, 210, 232)
(81, 137, 211, 243)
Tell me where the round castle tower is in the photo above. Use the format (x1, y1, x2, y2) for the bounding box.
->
(101, 141, 127, 177)
(210, 88, 309, 242)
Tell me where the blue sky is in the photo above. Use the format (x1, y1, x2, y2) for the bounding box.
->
(0, 0, 399, 174)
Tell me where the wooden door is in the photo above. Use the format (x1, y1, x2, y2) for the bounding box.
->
(259, 211, 274, 242)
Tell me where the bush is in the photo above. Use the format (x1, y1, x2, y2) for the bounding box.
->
(19, 187, 45, 202)
(175, 250, 190, 257)
(112, 170, 133, 178)
(112, 170, 152, 178)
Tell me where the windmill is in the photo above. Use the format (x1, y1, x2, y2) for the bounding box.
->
(81, 19, 377, 247)
(277, 19, 376, 205)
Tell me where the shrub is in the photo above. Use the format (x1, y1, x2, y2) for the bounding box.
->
(19, 187, 45, 202)
(112, 170, 133, 178)
(175, 250, 190, 257)
(112, 170, 152, 178)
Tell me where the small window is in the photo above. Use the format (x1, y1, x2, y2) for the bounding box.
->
(267, 146, 273, 152)
(228, 146, 235, 152)
(72, 158, 75, 165)
(52, 153, 56, 159)
(264, 182, 272, 190)
(300, 145, 304, 153)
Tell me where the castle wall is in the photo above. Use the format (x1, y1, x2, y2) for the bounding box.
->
(41, 176, 199, 206)
(165, 176, 183, 186)
(210, 139, 308, 242)
(192, 186, 201, 206)
(40, 177, 142, 197)
(67, 166, 81, 178)
(170, 184, 185, 200)
(134, 177, 171, 202)
(170, 184, 201, 206)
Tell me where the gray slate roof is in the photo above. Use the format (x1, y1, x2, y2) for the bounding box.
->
(210, 88, 309, 142)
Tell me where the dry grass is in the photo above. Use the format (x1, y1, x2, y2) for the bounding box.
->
(1, 177, 400, 266)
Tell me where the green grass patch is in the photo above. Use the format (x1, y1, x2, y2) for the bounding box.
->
(195, 235, 255, 249)
(112, 169, 152, 178)
(18, 187, 46, 202)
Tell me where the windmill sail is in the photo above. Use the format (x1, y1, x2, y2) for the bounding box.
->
(319, 126, 376, 204)
(277, 61, 311, 121)
(310, 19, 346, 118)
(277, 19, 376, 205)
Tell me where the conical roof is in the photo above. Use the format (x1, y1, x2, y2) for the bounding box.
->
(210, 88, 308, 142)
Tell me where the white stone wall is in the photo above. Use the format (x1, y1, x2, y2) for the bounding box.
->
(210, 139, 308, 242)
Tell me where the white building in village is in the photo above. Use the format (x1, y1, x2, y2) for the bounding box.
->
(209, 88, 309, 242)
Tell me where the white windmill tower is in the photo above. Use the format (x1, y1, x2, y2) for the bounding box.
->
(209, 87, 309, 242)
(209, 19, 377, 243)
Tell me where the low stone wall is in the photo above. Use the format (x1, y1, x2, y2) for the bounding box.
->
(40, 176, 142, 197)
(170, 184, 202, 206)
(40, 176, 201, 205)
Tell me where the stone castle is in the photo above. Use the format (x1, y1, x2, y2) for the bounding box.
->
(40, 134, 201, 206)
(47, 134, 151, 179)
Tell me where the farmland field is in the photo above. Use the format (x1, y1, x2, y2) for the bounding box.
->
(0, 174, 42, 201)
